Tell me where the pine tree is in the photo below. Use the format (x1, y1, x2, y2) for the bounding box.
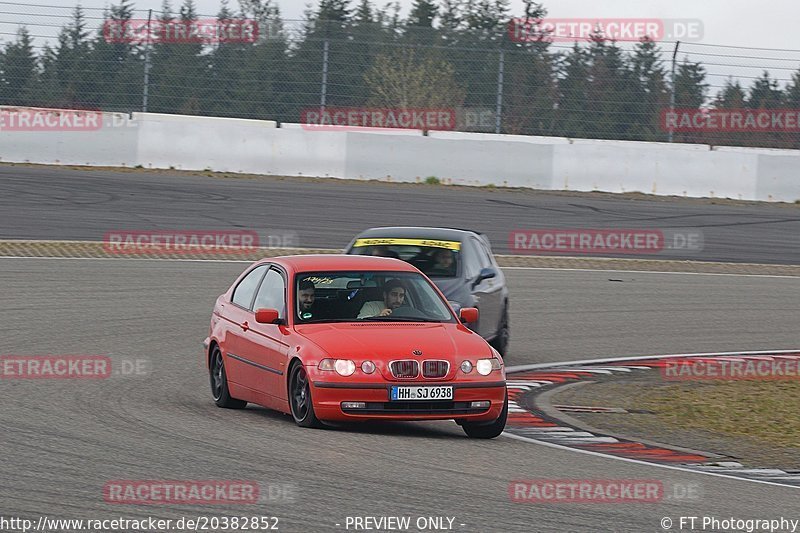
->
(715, 79, 746, 109)
(786, 70, 800, 108)
(748, 71, 782, 109)
(174, 0, 205, 114)
(628, 38, 668, 140)
(44, 6, 93, 108)
(89, 0, 140, 110)
(783, 70, 800, 148)
(585, 33, 633, 139)
(1, 27, 37, 106)
(464, 0, 510, 32)
(557, 43, 590, 138)
(674, 59, 707, 108)
(408, 0, 437, 28)
(317, 0, 351, 22)
(354, 0, 374, 24)
(439, 0, 464, 32)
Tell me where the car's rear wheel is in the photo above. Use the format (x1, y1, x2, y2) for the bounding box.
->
(490, 305, 510, 357)
(462, 392, 508, 439)
(210, 346, 247, 409)
(289, 363, 323, 428)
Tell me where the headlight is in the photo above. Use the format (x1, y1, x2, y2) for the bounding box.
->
(319, 358, 356, 376)
(460, 360, 473, 373)
(476, 358, 501, 376)
(361, 360, 376, 374)
(334, 359, 356, 376)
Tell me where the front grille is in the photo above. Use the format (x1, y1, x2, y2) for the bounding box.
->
(390, 360, 419, 379)
(422, 360, 449, 378)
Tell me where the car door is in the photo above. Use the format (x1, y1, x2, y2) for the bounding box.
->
(222, 264, 268, 389)
(242, 267, 292, 400)
(468, 237, 503, 339)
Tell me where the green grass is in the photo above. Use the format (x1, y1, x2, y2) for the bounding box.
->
(639, 381, 800, 448)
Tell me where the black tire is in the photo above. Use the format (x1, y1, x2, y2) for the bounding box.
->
(490, 305, 510, 357)
(288, 363, 323, 428)
(462, 392, 508, 439)
(210, 346, 247, 409)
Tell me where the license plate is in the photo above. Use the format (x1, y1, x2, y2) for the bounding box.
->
(390, 386, 454, 401)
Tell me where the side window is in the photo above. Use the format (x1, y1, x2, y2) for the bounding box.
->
(473, 238, 493, 269)
(231, 265, 268, 308)
(253, 269, 286, 318)
(462, 242, 480, 280)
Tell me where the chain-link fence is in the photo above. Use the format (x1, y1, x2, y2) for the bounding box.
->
(1, 1, 800, 148)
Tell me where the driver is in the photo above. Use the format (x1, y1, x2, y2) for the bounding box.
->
(357, 279, 406, 318)
(426, 248, 455, 276)
(297, 279, 316, 319)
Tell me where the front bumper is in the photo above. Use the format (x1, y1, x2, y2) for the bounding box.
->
(310, 378, 506, 422)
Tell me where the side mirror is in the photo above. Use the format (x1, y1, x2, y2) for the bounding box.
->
(255, 308, 281, 324)
(459, 307, 479, 324)
(472, 267, 497, 288)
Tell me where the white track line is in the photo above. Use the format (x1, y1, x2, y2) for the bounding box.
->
(505, 349, 800, 490)
(502, 432, 800, 491)
(507, 349, 800, 373)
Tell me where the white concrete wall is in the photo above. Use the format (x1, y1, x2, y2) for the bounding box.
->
(0, 107, 138, 166)
(1, 107, 798, 202)
(552, 141, 758, 199)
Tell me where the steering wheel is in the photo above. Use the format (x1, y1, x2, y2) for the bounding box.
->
(388, 306, 428, 319)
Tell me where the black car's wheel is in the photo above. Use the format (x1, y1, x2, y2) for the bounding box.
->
(462, 392, 508, 439)
(490, 305, 510, 357)
(289, 363, 323, 428)
(210, 346, 247, 409)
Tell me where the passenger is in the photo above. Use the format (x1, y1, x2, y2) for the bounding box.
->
(297, 279, 316, 319)
(357, 279, 406, 318)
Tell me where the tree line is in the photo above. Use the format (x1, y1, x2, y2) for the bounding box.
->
(1, 0, 799, 149)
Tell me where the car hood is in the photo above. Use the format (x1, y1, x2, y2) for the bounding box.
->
(295, 322, 491, 362)
(431, 277, 463, 299)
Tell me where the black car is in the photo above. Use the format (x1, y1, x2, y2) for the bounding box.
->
(345, 227, 510, 356)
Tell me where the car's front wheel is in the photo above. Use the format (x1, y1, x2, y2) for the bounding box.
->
(462, 392, 508, 439)
(210, 346, 247, 409)
(289, 363, 323, 428)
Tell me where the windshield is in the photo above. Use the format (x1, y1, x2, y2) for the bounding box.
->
(294, 271, 455, 324)
(349, 238, 461, 278)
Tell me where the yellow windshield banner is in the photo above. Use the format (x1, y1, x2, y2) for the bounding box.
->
(353, 238, 461, 251)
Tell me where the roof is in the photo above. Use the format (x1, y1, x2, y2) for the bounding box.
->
(353, 226, 481, 242)
(267, 254, 419, 273)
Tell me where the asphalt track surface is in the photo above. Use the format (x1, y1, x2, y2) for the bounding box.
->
(2, 165, 800, 264)
(1, 258, 799, 532)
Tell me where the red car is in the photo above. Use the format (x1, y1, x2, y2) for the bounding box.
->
(204, 255, 508, 438)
